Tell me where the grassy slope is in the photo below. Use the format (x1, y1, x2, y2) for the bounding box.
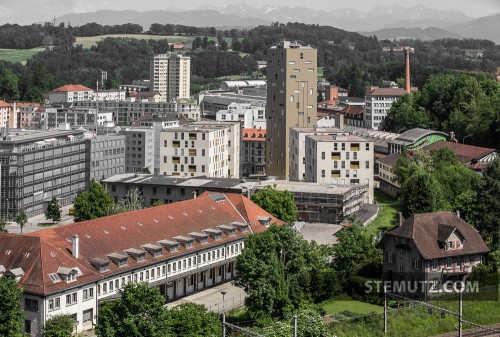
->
(0, 47, 46, 64)
(365, 189, 402, 237)
(321, 294, 383, 316)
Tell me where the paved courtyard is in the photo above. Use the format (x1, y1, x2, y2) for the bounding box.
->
(5, 204, 75, 234)
(298, 222, 343, 245)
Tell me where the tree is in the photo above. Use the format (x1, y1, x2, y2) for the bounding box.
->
(400, 170, 436, 217)
(0, 277, 24, 337)
(234, 225, 331, 319)
(43, 314, 74, 337)
(151, 200, 164, 207)
(73, 180, 115, 222)
(250, 186, 298, 224)
(475, 158, 500, 250)
(115, 187, 144, 213)
(0, 220, 6, 232)
(169, 303, 221, 336)
(15, 210, 28, 234)
(45, 197, 61, 222)
(95, 282, 171, 337)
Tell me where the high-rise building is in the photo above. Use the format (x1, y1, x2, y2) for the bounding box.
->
(266, 41, 317, 179)
(150, 53, 191, 101)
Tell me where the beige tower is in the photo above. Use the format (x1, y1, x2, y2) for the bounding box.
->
(266, 41, 317, 179)
(150, 53, 191, 101)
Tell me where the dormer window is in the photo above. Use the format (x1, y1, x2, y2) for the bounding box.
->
(57, 267, 80, 283)
(203, 228, 222, 240)
(231, 221, 249, 233)
(107, 253, 129, 267)
(257, 216, 271, 227)
(189, 232, 209, 244)
(142, 244, 163, 258)
(125, 248, 146, 262)
(173, 236, 194, 249)
(6, 267, 25, 282)
(158, 240, 179, 253)
(218, 225, 237, 236)
(90, 258, 111, 272)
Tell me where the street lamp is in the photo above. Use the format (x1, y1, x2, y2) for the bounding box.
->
(221, 291, 227, 337)
(462, 134, 473, 144)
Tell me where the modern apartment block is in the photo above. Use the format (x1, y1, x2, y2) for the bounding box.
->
(120, 128, 156, 174)
(0, 129, 87, 219)
(150, 53, 191, 101)
(86, 133, 126, 182)
(304, 134, 374, 203)
(266, 40, 318, 179)
(159, 122, 240, 178)
(44, 108, 113, 129)
(289, 127, 349, 182)
(364, 87, 406, 130)
(0, 192, 282, 336)
(216, 103, 266, 129)
(200, 93, 266, 117)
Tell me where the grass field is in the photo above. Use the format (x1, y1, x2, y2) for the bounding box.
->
(321, 294, 384, 316)
(365, 189, 401, 237)
(0, 47, 46, 64)
(74, 34, 233, 49)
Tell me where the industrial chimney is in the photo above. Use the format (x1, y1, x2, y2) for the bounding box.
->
(404, 47, 411, 93)
(72, 234, 79, 259)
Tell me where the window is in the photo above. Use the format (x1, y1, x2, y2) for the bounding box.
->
(66, 292, 77, 306)
(321, 170, 325, 178)
(48, 297, 60, 311)
(388, 251, 393, 263)
(399, 250, 404, 257)
(25, 298, 39, 312)
(83, 288, 94, 301)
(414, 259, 421, 270)
(432, 260, 439, 270)
(321, 152, 325, 160)
(399, 265, 404, 275)
(103, 283, 108, 293)
(366, 161, 370, 169)
(446, 258, 452, 268)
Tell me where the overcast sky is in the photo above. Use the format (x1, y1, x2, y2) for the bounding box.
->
(1, 0, 499, 25)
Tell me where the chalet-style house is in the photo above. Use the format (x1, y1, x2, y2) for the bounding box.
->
(0, 192, 283, 336)
(379, 211, 489, 298)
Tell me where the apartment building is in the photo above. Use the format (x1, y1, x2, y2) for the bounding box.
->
(0, 192, 283, 336)
(48, 85, 94, 104)
(242, 128, 266, 177)
(200, 93, 266, 117)
(289, 127, 349, 182)
(379, 212, 489, 298)
(0, 129, 87, 219)
(364, 87, 406, 130)
(266, 41, 318, 179)
(86, 133, 126, 182)
(120, 128, 156, 174)
(94, 89, 126, 102)
(304, 134, 374, 203)
(159, 122, 240, 178)
(216, 103, 266, 129)
(44, 108, 113, 129)
(150, 53, 191, 101)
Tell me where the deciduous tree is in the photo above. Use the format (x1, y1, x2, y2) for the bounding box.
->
(250, 186, 298, 224)
(43, 314, 74, 337)
(95, 283, 170, 337)
(0, 277, 24, 337)
(73, 180, 115, 222)
(169, 303, 221, 336)
(45, 197, 61, 222)
(15, 210, 28, 234)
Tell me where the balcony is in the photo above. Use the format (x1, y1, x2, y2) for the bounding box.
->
(172, 141, 180, 148)
(350, 161, 360, 169)
(350, 143, 360, 151)
(172, 157, 180, 164)
(188, 149, 197, 156)
(331, 152, 341, 160)
(331, 170, 341, 178)
(189, 133, 197, 140)
(188, 165, 196, 173)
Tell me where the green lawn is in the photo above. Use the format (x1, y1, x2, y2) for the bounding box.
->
(37, 222, 56, 227)
(321, 294, 383, 316)
(318, 66, 324, 78)
(365, 189, 402, 237)
(0, 47, 46, 64)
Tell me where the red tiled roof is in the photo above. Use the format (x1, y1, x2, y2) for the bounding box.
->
(384, 212, 489, 260)
(340, 105, 364, 115)
(52, 84, 93, 92)
(365, 87, 406, 97)
(0, 100, 12, 107)
(425, 141, 496, 164)
(242, 128, 266, 141)
(0, 192, 282, 295)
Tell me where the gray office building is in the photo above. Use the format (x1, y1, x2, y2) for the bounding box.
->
(0, 129, 87, 219)
(120, 128, 156, 174)
(86, 133, 126, 182)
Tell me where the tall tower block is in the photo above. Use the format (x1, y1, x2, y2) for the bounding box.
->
(266, 41, 317, 179)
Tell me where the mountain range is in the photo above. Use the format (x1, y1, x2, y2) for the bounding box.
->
(53, 3, 500, 43)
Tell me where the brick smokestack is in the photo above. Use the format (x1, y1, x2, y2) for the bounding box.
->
(405, 47, 411, 93)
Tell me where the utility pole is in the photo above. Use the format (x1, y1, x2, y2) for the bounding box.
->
(458, 285, 463, 337)
(384, 285, 388, 334)
(293, 315, 298, 337)
(221, 291, 227, 337)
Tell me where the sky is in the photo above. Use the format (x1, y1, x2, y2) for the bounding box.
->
(0, 0, 499, 25)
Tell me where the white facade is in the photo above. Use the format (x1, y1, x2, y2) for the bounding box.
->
(304, 134, 374, 203)
(216, 103, 266, 129)
(160, 123, 240, 178)
(289, 127, 349, 182)
(95, 90, 126, 102)
(48, 85, 94, 104)
(364, 87, 406, 130)
(44, 109, 113, 129)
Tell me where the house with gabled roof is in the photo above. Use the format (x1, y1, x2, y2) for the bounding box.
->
(0, 192, 283, 336)
(378, 211, 489, 299)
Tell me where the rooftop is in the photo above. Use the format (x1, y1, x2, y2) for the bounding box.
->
(365, 87, 407, 97)
(51, 84, 93, 92)
(425, 141, 497, 164)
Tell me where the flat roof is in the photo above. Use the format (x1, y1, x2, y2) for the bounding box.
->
(103, 174, 244, 190)
(0, 130, 85, 144)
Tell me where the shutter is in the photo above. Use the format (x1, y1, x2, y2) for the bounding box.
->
(82, 309, 92, 322)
